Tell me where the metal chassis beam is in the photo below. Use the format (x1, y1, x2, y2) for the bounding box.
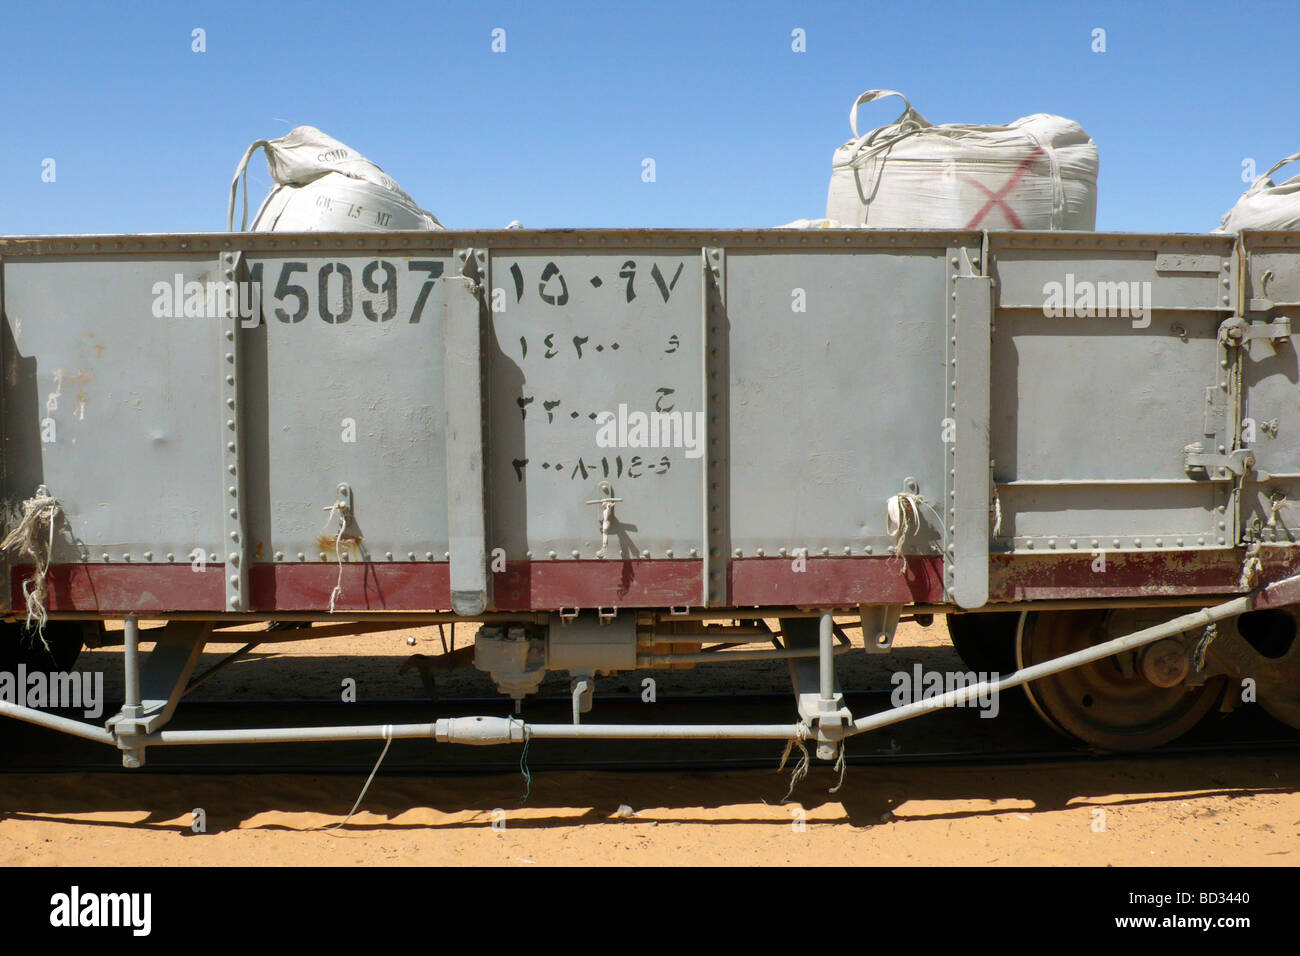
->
(5, 572, 1298, 765)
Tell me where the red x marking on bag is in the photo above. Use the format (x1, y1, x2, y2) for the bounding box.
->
(952, 146, 1048, 229)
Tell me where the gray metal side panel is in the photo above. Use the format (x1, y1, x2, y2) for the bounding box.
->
(483, 251, 704, 561)
(988, 236, 1235, 552)
(723, 249, 950, 557)
(1, 257, 226, 561)
(244, 252, 452, 564)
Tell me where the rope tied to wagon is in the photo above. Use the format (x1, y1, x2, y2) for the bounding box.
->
(828, 743, 848, 794)
(321, 499, 349, 613)
(886, 492, 939, 557)
(1, 484, 61, 638)
(777, 726, 811, 802)
(1239, 542, 1263, 591)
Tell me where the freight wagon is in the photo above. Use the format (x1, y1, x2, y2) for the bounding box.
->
(1, 227, 1298, 767)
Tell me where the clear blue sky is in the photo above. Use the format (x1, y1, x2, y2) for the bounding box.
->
(1, 0, 1296, 234)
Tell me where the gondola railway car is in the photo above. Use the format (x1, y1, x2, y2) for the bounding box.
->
(1, 227, 1298, 767)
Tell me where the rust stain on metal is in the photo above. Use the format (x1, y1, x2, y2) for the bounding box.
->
(316, 533, 362, 558)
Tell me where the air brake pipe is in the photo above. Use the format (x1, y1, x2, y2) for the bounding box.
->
(0, 700, 116, 744)
(136, 719, 803, 747)
(844, 592, 1263, 738)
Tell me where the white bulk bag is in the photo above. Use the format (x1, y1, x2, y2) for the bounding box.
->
(228, 126, 443, 232)
(1218, 151, 1300, 231)
(825, 90, 1099, 230)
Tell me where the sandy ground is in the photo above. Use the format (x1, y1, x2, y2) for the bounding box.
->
(2, 618, 1298, 866)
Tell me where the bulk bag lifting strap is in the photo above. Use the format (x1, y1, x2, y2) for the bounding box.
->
(1219, 150, 1300, 232)
(826, 89, 1098, 231)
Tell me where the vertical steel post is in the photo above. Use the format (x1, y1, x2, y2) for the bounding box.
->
(118, 615, 145, 768)
(122, 616, 141, 719)
(818, 612, 834, 707)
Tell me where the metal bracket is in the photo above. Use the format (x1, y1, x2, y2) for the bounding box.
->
(859, 604, 902, 653)
(783, 616, 852, 759)
(108, 620, 212, 767)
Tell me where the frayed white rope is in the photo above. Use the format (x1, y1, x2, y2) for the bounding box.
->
(1240, 543, 1263, 591)
(321, 500, 348, 613)
(829, 744, 848, 794)
(777, 733, 811, 803)
(1, 485, 60, 638)
(886, 493, 924, 557)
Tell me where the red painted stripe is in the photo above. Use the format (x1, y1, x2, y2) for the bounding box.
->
(247, 563, 450, 612)
(10, 563, 225, 613)
(12, 549, 1299, 615)
(492, 560, 700, 611)
(728, 556, 946, 606)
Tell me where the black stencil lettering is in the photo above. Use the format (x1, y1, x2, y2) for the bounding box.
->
(539, 262, 569, 305)
(619, 260, 637, 302)
(651, 262, 685, 302)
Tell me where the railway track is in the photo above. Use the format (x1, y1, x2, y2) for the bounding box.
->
(4, 689, 1297, 777)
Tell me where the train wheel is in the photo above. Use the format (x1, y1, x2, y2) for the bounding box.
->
(1016, 609, 1224, 751)
(1210, 610, 1300, 730)
(945, 612, 1019, 675)
(0, 620, 97, 673)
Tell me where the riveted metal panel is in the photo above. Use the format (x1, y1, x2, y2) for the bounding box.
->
(991, 233, 1235, 313)
(1239, 236, 1300, 546)
(242, 251, 454, 575)
(723, 247, 953, 563)
(2, 256, 227, 566)
(482, 250, 704, 566)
